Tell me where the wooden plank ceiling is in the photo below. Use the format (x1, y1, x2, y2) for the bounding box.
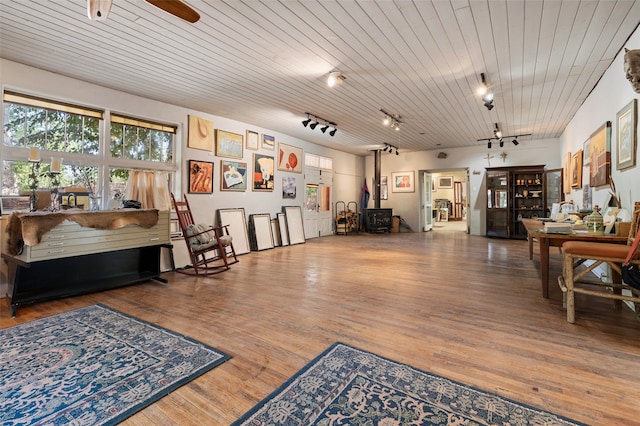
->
(1, 0, 639, 155)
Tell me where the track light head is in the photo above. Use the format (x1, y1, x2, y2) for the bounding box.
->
(395, 149, 399, 156)
(309, 121, 319, 130)
(329, 128, 337, 137)
(321, 125, 329, 133)
(512, 138, 519, 146)
(302, 118, 311, 127)
(487, 141, 492, 149)
(499, 139, 504, 148)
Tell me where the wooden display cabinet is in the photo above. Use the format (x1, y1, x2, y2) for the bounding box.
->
(485, 166, 563, 239)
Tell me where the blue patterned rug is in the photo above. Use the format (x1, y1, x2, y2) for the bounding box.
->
(0, 304, 230, 425)
(233, 342, 585, 426)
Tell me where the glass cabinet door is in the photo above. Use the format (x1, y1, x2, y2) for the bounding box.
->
(486, 170, 509, 237)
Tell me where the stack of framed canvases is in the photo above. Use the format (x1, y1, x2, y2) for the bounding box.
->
(216, 205, 305, 255)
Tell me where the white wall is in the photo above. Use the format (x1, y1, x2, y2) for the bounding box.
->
(365, 138, 561, 235)
(560, 26, 640, 212)
(0, 59, 364, 225)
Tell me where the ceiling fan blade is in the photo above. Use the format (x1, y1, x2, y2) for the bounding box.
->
(145, 0, 200, 23)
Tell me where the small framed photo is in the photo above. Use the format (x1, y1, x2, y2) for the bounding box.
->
(188, 160, 214, 194)
(391, 171, 415, 193)
(277, 142, 303, 173)
(437, 176, 453, 189)
(0, 195, 30, 215)
(616, 99, 637, 170)
(262, 134, 275, 150)
(220, 160, 248, 191)
(215, 129, 243, 159)
(246, 130, 259, 150)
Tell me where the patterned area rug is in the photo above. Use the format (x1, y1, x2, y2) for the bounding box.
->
(233, 342, 585, 426)
(0, 304, 230, 425)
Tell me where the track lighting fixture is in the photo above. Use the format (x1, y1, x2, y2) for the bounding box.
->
(327, 71, 346, 88)
(477, 126, 530, 149)
(381, 143, 399, 154)
(301, 112, 337, 136)
(380, 109, 403, 131)
(478, 73, 494, 110)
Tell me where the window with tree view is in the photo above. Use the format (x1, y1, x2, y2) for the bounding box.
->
(2, 92, 176, 209)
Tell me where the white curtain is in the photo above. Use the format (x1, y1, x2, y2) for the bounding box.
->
(125, 171, 171, 210)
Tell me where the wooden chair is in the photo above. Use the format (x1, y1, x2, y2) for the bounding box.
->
(558, 202, 640, 323)
(171, 193, 238, 275)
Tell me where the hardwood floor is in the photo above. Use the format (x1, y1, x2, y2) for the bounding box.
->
(2, 230, 640, 425)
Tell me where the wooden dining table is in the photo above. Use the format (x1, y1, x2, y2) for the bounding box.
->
(520, 218, 628, 298)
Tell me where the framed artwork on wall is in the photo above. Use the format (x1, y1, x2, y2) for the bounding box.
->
(220, 160, 247, 191)
(437, 176, 453, 189)
(391, 171, 415, 193)
(571, 149, 583, 188)
(582, 138, 590, 166)
(589, 121, 612, 188)
(616, 99, 637, 170)
(246, 129, 259, 150)
(187, 115, 213, 151)
(215, 129, 243, 159)
(188, 160, 214, 194)
(380, 176, 388, 200)
(262, 134, 275, 150)
(563, 151, 571, 194)
(277, 142, 303, 173)
(253, 153, 274, 191)
(282, 176, 296, 199)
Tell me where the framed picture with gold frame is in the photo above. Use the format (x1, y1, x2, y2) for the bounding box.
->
(215, 129, 243, 159)
(571, 149, 583, 188)
(589, 121, 611, 188)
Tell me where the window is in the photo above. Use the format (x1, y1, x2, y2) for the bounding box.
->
(3, 91, 101, 154)
(110, 114, 175, 162)
(2, 91, 176, 207)
(304, 153, 333, 170)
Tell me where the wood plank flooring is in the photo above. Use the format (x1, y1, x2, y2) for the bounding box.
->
(2, 230, 640, 425)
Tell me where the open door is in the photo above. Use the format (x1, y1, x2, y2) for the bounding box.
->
(422, 172, 433, 231)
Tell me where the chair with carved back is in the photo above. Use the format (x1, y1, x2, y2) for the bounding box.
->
(558, 201, 640, 323)
(171, 193, 238, 275)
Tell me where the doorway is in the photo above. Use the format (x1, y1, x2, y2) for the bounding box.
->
(303, 167, 333, 238)
(420, 168, 469, 233)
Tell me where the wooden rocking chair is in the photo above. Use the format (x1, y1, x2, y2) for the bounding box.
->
(171, 193, 238, 275)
